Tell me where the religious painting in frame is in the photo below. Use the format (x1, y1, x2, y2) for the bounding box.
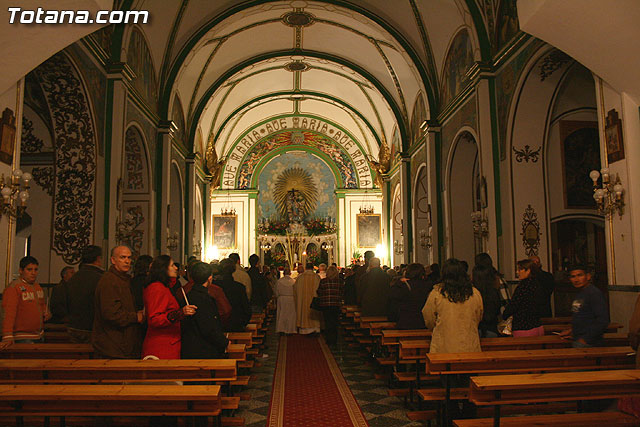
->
(213, 215, 237, 249)
(0, 108, 16, 165)
(357, 214, 381, 248)
(605, 109, 625, 164)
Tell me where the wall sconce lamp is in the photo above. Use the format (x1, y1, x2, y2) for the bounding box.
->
(0, 169, 31, 220)
(471, 211, 489, 238)
(590, 168, 624, 218)
(166, 231, 179, 251)
(419, 229, 432, 249)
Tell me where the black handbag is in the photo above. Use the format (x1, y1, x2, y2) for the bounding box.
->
(310, 296, 324, 311)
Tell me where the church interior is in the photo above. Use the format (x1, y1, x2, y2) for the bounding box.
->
(1, 0, 640, 425)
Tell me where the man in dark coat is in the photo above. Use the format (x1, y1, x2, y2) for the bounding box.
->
(248, 254, 271, 312)
(67, 245, 104, 343)
(355, 250, 375, 304)
(181, 262, 229, 359)
(217, 258, 251, 332)
(92, 246, 143, 358)
(360, 257, 391, 316)
(530, 255, 555, 318)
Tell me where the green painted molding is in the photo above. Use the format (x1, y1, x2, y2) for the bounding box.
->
(334, 188, 382, 195)
(488, 77, 503, 239)
(463, 0, 492, 62)
(211, 189, 258, 195)
(434, 129, 444, 262)
(102, 80, 115, 238)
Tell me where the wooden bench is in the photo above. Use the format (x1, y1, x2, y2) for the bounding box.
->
(0, 358, 238, 383)
(454, 411, 639, 426)
(544, 322, 623, 334)
(0, 384, 221, 425)
(0, 343, 94, 359)
(468, 369, 640, 426)
(226, 343, 246, 361)
(422, 347, 635, 425)
(426, 346, 635, 376)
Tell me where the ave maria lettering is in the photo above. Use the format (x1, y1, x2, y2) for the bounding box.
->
(222, 117, 372, 188)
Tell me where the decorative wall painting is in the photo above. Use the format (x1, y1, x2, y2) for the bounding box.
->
(213, 215, 237, 249)
(357, 214, 381, 248)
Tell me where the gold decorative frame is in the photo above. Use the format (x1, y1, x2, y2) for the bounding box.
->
(213, 214, 237, 249)
(605, 109, 624, 164)
(356, 213, 381, 248)
(0, 108, 16, 165)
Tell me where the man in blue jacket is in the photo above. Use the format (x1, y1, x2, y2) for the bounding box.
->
(559, 265, 609, 347)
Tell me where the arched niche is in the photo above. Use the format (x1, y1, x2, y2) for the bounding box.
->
(506, 46, 577, 276)
(169, 162, 184, 262)
(413, 164, 431, 264)
(446, 130, 479, 265)
(119, 124, 152, 258)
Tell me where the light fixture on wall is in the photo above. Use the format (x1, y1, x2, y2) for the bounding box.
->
(166, 231, 179, 251)
(589, 168, 624, 218)
(471, 211, 489, 238)
(394, 239, 404, 255)
(0, 169, 31, 220)
(321, 241, 333, 250)
(359, 190, 374, 214)
(418, 229, 432, 249)
(221, 191, 236, 216)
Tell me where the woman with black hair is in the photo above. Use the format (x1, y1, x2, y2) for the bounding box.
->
(472, 264, 502, 337)
(142, 255, 197, 359)
(388, 263, 432, 329)
(422, 258, 483, 353)
(502, 259, 544, 337)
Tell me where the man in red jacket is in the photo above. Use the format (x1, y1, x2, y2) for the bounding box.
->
(1, 256, 50, 348)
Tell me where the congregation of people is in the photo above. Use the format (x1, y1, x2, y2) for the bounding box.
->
(1, 243, 614, 358)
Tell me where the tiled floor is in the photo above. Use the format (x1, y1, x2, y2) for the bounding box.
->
(236, 320, 423, 426)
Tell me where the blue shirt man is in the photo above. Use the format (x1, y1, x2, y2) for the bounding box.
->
(560, 266, 609, 347)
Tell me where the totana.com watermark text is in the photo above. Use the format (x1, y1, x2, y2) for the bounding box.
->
(8, 7, 149, 24)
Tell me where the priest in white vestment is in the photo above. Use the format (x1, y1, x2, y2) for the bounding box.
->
(293, 263, 321, 334)
(275, 267, 297, 334)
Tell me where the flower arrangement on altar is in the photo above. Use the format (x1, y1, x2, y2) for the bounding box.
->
(257, 216, 336, 236)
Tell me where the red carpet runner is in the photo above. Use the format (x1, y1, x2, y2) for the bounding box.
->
(267, 335, 369, 426)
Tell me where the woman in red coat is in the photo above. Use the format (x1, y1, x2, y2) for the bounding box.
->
(142, 255, 196, 359)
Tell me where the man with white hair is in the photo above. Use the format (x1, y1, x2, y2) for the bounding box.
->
(359, 257, 391, 316)
(317, 263, 327, 279)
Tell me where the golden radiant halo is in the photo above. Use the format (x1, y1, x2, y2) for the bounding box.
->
(273, 167, 318, 219)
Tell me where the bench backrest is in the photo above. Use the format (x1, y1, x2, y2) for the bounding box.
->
(0, 358, 237, 383)
(426, 346, 635, 375)
(469, 368, 640, 406)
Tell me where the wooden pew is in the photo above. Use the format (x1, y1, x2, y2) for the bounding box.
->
(0, 358, 238, 383)
(422, 346, 635, 425)
(466, 369, 640, 426)
(0, 343, 94, 359)
(426, 346, 635, 376)
(0, 384, 221, 423)
(226, 343, 246, 361)
(543, 322, 623, 334)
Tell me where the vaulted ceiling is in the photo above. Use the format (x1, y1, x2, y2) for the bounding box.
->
(136, 0, 478, 161)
